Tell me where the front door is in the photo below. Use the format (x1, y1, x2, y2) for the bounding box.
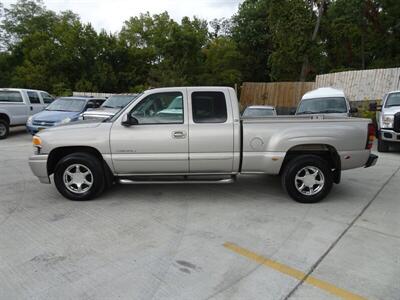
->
(27, 91, 45, 115)
(110, 90, 189, 175)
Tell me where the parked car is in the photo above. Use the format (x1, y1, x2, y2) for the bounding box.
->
(0, 88, 54, 139)
(26, 97, 105, 135)
(242, 105, 277, 118)
(81, 94, 138, 121)
(296, 87, 357, 116)
(370, 90, 400, 152)
(29, 87, 377, 203)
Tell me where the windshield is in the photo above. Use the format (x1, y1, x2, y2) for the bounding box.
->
(385, 93, 400, 107)
(243, 108, 275, 117)
(297, 97, 347, 114)
(102, 95, 137, 109)
(46, 98, 86, 112)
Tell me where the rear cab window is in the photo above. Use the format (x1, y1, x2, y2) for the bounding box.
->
(192, 91, 227, 123)
(27, 91, 41, 104)
(0, 91, 23, 103)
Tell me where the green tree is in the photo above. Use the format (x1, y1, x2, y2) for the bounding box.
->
(232, 0, 272, 82)
(267, 0, 324, 81)
(202, 37, 243, 86)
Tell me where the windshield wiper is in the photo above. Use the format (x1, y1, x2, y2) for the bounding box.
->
(102, 105, 114, 108)
(318, 110, 346, 113)
(297, 111, 316, 115)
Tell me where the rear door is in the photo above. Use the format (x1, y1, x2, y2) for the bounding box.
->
(187, 89, 234, 173)
(27, 91, 45, 115)
(0, 90, 29, 125)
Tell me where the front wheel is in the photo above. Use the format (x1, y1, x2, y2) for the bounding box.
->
(377, 138, 389, 153)
(54, 152, 105, 200)
(281, 155, 333, 203)
(0, 119, 9, 139)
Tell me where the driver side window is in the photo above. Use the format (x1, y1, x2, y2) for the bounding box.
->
(130, 92, 184, 124)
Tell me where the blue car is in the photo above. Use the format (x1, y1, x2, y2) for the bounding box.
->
(26, 97, 105, 135)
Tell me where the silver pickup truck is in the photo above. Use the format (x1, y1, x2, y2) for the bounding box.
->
(0, 88, 54, 139)
(29, 87, 377, 203)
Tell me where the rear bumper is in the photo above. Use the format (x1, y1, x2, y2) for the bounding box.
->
(364, 154, 378, 168)
(28, 154, 50, 183)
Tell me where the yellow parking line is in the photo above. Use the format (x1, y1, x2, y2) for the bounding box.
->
(223, 242, 367, 300)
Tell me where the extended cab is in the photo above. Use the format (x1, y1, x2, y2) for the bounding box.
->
(0, 88, 54, 139)
(29, 87, 377, 203)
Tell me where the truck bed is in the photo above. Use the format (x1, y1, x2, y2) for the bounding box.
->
(241, 115, 371, 174)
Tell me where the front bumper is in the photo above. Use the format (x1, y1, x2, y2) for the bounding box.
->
(380, 129, 400, 142)
(28, 154, 50, 183)
(26, 124, 51, 135)
(364, 154, 378, 168)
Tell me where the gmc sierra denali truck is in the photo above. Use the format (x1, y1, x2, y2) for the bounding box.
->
(29, 87, 377, 203)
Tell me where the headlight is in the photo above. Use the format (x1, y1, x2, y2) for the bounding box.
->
(27, 116, 33, 125)
(381, 114, 394, 128)
(56, 117, 71, 125)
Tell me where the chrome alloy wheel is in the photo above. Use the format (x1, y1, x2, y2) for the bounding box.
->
(295, 166, 325, 196)
(63, 164, 93, 194)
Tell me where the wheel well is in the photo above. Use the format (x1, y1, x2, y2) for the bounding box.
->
(0, 113, 10, 124)
(280, 144, 341, 183)
(47, 146, 108, 176)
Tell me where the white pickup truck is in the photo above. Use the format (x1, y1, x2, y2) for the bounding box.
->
(29, 87, 377, 203)
(0, 88, 54, 139)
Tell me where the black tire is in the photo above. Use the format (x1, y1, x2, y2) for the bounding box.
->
(281, 155, 333, 203)
(54, 152, 105, 200)
(377, 138, 389, 153)
(0, 119, 9, 140)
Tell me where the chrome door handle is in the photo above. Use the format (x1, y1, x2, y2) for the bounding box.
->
(172, 131, 186, 139)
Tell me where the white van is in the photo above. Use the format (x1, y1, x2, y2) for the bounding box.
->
(296, 87, 357, 116)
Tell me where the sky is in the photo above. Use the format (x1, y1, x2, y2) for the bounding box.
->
(2, 0, 244, 32)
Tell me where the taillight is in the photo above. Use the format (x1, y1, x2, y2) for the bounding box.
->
(366, 123, 375, 149)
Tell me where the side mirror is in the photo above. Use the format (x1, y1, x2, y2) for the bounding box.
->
(121, 114, 139, 126)
(349, 107, 358, 114)
(369, 103, 377, 111)
(369, 103, 382, 112)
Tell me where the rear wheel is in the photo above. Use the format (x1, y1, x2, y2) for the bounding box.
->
(0, 119, 9, 140)
(377, 138, 389, 152)
(54, 152, 105, 200)
(281, 155, 333, 203)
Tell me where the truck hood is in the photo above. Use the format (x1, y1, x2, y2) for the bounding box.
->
(42, 119, 102, 132)
(83, 107, 120, 116)
(382, 106, 400, 115)
(33, 110, 80, 122)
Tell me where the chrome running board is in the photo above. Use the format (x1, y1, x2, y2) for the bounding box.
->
(119, 177, 235, 185)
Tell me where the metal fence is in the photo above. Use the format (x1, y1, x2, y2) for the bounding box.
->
(315, 67, 400, 101)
